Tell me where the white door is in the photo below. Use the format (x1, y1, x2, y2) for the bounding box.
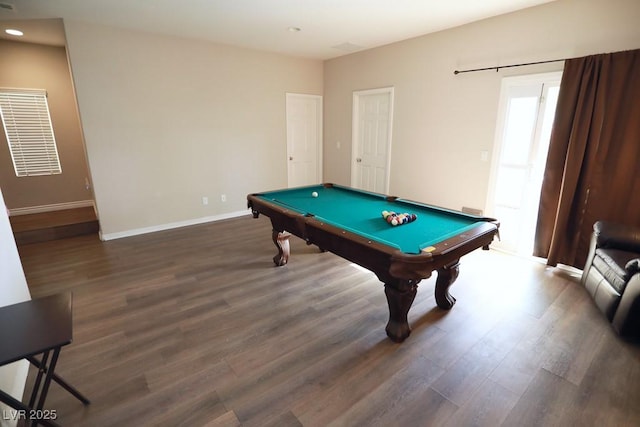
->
(286, 93, 322, 187)
(351, 87, 394, 193)
(487, 72, 561, 255)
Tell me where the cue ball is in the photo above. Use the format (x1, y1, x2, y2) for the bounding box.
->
(312, 191, 318, 197)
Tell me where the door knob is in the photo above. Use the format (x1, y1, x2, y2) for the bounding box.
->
(356, 158, 362, 163)
(289, 156, 293, 160)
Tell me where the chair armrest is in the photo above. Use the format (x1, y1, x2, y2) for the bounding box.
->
(593, 221, 640, 252)
(612, 272, 640, 336)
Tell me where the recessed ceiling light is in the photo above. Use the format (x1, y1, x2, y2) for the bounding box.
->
(0, 3, 16, 12)
(287, 26, 301, 33)
(5, 29, 23, 36)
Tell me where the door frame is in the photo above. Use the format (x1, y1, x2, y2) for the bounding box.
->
(351, 87, 394, 193)
(286, 93, 323, 187)
(485, 71, 562, 253)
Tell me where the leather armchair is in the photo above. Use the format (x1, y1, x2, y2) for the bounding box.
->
(581, 221, 640, 336)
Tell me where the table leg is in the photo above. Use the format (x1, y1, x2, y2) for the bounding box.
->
(30, 348, 61, 427)
(21, 348, 64, 427)
(28, 350, 50, 409)
(434, 260, 460, 309)
(27, 356, 91, 404)
(272, 230, 291, 266)
(384, 280, 418, 343)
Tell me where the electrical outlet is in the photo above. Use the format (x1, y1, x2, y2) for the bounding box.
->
(202, 196, 208, 205)
(221, 194, 227, 202)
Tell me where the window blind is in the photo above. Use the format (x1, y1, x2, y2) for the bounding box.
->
(0, 88, 62, 177)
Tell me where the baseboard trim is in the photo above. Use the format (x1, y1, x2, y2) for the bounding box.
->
(100, 210, 250, 241)
(9, 200, 95, 216)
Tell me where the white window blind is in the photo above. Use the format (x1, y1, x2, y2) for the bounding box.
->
(0, 88, 62, 177)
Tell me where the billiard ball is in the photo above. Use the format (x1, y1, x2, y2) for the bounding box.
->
(312, 191, 318, 197)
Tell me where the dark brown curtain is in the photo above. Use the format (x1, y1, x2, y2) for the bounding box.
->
(533, 49, 640, 268)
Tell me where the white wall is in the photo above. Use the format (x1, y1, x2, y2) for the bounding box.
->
(0, 40, 93, 212)
(323, 0, 640, 212)
(63, 20, 323, 238)
(0, 187, 31, 425)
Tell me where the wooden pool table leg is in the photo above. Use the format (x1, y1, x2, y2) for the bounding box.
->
(272, 230, 291, 266)
(384, 280, 418, 343)
(434, 260, 460, 309)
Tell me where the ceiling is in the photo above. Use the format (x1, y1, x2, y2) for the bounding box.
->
(0, 0, 556, 60)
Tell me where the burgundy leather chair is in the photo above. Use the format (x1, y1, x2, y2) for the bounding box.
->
(581, 221, 640, 336)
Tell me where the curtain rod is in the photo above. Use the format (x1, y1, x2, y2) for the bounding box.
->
(453, 58, 566, 75)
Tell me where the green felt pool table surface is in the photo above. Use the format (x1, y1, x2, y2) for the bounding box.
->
(255, 184, 486, 254)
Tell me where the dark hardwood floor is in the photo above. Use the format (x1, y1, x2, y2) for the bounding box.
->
(15, 215, 640, 426)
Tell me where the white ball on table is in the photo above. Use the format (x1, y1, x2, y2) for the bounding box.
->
(311, 191, 319, 198)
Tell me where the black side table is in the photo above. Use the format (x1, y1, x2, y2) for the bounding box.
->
(0, 293, 90, 426)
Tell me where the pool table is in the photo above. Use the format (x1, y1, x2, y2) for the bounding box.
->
(247, 183, 499, 342)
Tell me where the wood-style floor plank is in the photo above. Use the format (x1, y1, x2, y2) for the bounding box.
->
(13, 215, 640, 426)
